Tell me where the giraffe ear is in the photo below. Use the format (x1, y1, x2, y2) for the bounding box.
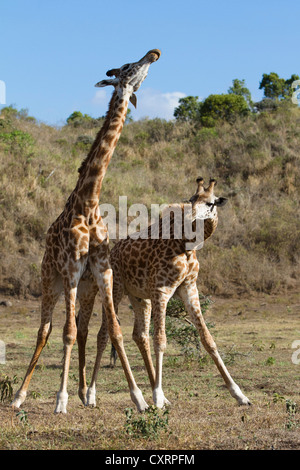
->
(129, 93, 137, 108)
(106, 68, 120, 78)
(95, 78, 118, 88)
(215, 197, 228, 207)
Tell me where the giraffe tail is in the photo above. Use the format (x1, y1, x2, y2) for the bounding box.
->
(109, 316, 120, 368)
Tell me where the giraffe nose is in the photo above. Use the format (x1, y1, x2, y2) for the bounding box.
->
(147, 49, 161, 61)
(139, 49, 161, 64)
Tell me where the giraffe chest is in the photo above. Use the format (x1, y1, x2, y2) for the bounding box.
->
(47, 207, 107, 266)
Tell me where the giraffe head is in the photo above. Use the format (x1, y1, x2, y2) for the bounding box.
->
(189, 177, 227, 220)
(95, 49, 161, 107)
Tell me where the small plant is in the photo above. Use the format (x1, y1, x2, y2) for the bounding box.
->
(285, 399, 298, 430)
(30, 391, 41, 400)
(265, 356, 276, 366)
(16, 409, 29, 426)
(273, 392, 285, 404)
(0, 374, 18, 403)
(124, 405, 170, 439)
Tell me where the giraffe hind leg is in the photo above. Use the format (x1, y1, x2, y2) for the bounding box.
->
(178, 282, 251, 406)
(77, 273, 98, 405)
(89, 260, 148, 412)
(12, 263, 62, 409)
(150, 292, 173, 409)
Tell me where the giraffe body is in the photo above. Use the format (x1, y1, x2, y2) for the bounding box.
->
(77, 178, 251, 409)
(12, 49, 161, 414)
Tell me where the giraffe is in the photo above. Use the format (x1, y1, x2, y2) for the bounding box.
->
(76, 177, 251, 409)
(11, 49, 161, 414)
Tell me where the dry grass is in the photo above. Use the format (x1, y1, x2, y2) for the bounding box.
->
(1, 104, 300, 450)
(0, 291, 299, 450)
(0, 104, 300, 297)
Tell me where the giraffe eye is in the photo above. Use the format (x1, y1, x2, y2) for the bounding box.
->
(122, 64, 130, 71)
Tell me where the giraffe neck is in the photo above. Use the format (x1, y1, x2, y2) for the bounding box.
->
(156, 204, 218, 250)
(203, 217, 218, 241)
(74, 88, 130, 209)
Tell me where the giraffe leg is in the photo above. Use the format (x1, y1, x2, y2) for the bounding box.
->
(55, 271, 83, 414)
(151, 292, 173, 408)
(89, 263, 148, 412)
(129, 296, 156, 389)
(85, 308, 109, 406)
(12, 261, 62, 409)
(86, 259, 123, 407)
(77, 274, 98, 405)
(178, 282, 251, 406)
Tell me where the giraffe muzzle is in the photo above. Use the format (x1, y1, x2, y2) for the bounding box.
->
(139, 49, 161, 63)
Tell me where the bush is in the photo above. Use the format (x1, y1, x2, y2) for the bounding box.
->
(153, 295, 214, 363)
(124, 405, 170, 439)
(66, 111, 103, 129)
(199, 94, 250, 127)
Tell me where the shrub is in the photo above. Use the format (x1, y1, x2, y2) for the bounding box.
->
(199, 94, 250, 127)
(124, 405, 170, 439)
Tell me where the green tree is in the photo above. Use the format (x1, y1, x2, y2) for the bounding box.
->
(259, 72, 300, 100)
(66, 111, 103, 128)
(199, 94, 249, 127)
(125, 107, 133, 124)
(228, 79, 252, 107)
(173, 96, 201, 122)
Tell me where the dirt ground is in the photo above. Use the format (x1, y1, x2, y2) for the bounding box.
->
(0, 290, 300, 450)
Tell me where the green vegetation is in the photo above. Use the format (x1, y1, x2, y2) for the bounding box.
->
(0, 71, 300, 298)
(259, 73, 299, 101)
(0, 374, 18, 403)
(0, 292, 299, 449)
(161, 296, 213, 363)
(124, 405, 170, 439)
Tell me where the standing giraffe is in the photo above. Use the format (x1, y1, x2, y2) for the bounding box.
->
(12, 49, 161, 414)
(76, 178, 251, 409)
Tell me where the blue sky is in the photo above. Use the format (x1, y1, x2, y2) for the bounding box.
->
(1, 0, 299, 125)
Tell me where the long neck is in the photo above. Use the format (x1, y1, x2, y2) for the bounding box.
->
(156, 204, 219, 245)
(75, 89, 129, 205)
(203, 217, 218, 241)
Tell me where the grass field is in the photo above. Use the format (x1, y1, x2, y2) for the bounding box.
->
(0, 290, 299, 450)
(1, 104, 300, 451)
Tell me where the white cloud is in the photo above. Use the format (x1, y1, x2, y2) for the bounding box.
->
(91, 88, 186, 121)
(133, 89, 186, 120)
(92, 88, 108, 106)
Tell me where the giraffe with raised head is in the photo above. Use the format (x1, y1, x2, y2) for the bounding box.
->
(76, 177, 251, 409)
(12, 49, 161, 414)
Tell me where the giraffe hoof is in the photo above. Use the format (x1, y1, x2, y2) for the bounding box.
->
(54, 391, 68, 414)
(86, 387, 96, 407)
(239, 397, 252, 406)
(11, 390, 26, 409)
(153, 388, 170, 409)
(230, 384, 251, 406)
(130, 388, 148, 413)
(78, 388, 88, 406)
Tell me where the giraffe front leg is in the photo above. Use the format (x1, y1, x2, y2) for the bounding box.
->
(178, 282, 251, 406)
(129, 295, 170, 407)
(86, 308, 109, 407)
(90, 263, 148, 412)
(151, 295, 172, 409)
(77, 274, 98, 405)
(55, 280, 79, 414)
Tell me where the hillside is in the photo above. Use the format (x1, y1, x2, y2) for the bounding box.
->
(0, 103, 299, 298)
